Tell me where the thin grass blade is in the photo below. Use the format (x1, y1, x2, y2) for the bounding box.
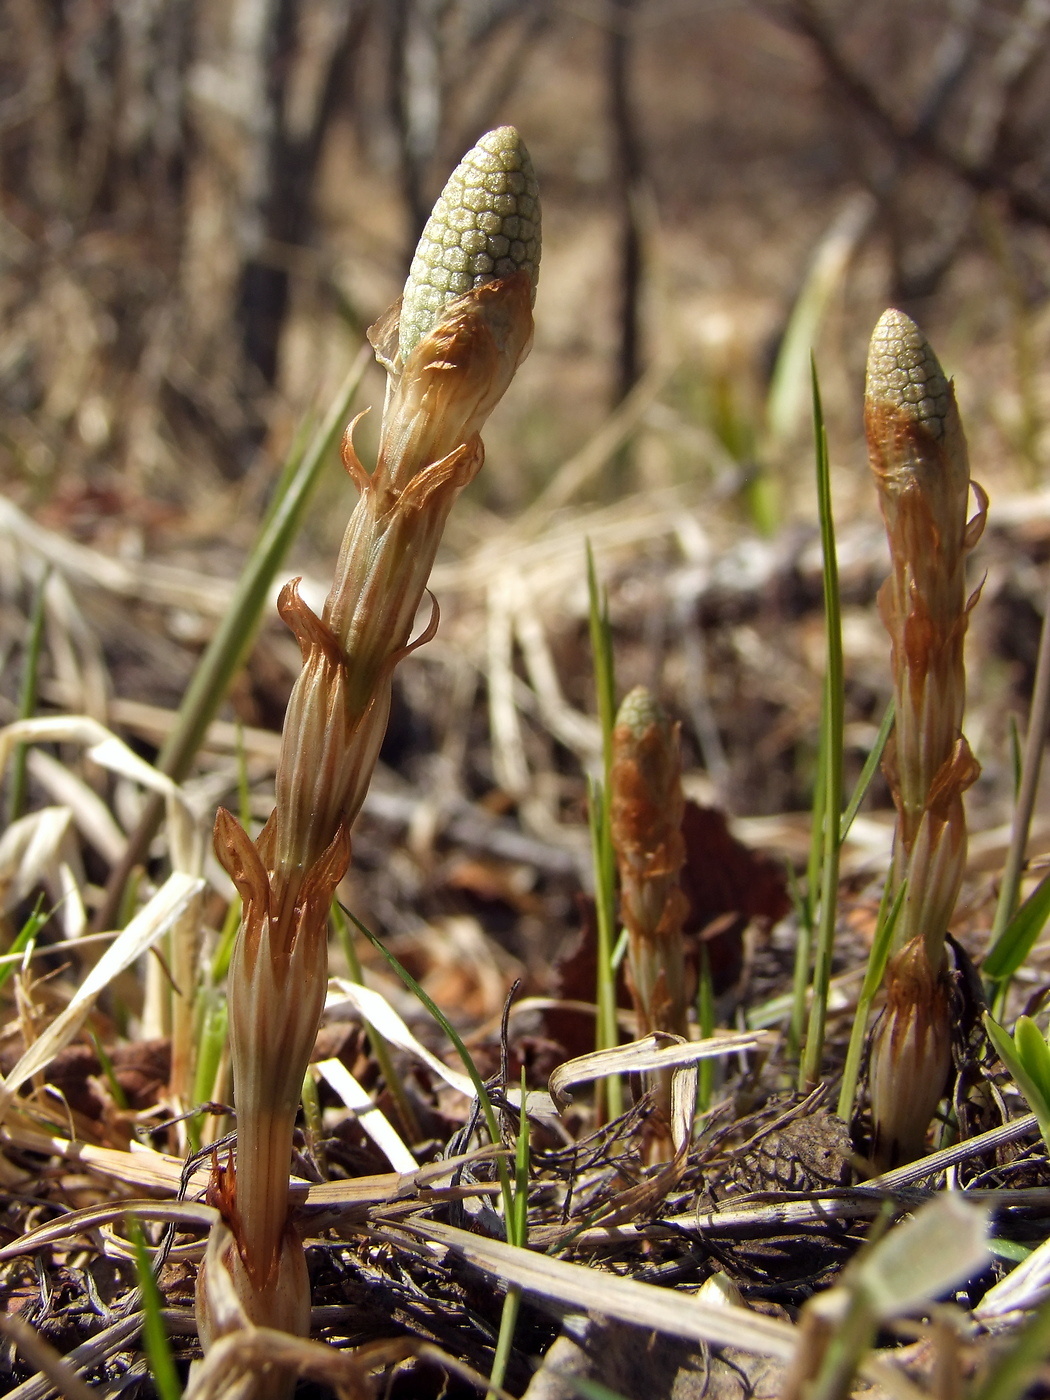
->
(0, 896, 48, 993)
(984, 869, 1050, 985)
(801, 360, 844, 1091)
(840, 700, 893, 842)
(836, 879, 907, 1120)
(346, 905, 514, 1214)
(586, 545, 622, 1118)
(984, 1013, 1050, 1149)
(130, 1222, 183, 1400)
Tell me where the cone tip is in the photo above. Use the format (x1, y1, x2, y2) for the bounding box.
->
(615, 685, 668, 736)
(399, 127, 541, 362)
(866, 308, 951, 440)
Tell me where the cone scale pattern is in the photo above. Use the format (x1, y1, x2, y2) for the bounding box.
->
(399, 126, 540, 361)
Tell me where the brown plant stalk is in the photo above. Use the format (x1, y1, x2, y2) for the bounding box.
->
(196, 128, 540, 1378)
(610, 686, 689, 1152)
(864, 308, 986, 1169)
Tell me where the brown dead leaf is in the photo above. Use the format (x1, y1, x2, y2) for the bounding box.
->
(679, 801, 790, 996)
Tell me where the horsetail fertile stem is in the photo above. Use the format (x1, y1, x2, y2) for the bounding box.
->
(196, 129, 539, 1391)
(864, 309, 986, 1170)
(610, 686, 689, 1157)
(611, 687, 689, 1043)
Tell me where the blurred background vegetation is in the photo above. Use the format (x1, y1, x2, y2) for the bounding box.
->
(5, 0, 1050, 520)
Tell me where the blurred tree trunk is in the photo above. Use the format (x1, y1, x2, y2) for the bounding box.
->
(607, 0, 644, 407)
(386, 0, 443, 258)
(384, 0, 549, 268)
(1, 0, 367, 485)
(0, 0, 545, 493)
(237, 0, 369, 385)
(183, 0, 367, 403)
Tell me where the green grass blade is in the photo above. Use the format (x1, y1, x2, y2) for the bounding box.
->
(588, 777, 622, 1121)
(210, 896, 241, 986)
(836, 879, 907, 1120)
(487, 1286, 523, 1400)
(984, 869, 1050, 984)
(610, 927, 629, 971)
(804, 698, 828, 935)
(189, 988, 229, 1152)
(984, 1013, 1050, 1150)
(786, 860, 813, 1058)
(331, 900, 420, 1143)
(765, 197, 871, 453)
(806, 1293, 877, 1400)
(1008, 714, 1022, 800)
(96, 348, 370, 930)
(91, 1032, 129, 1112)
(261, 409, 317, 530)
(990, 573, 1050, 951)
(346, 904, 514, 1215)
(157, 348, 370, 786)
(129, 1221, 182, 1400)
(988, 1238, 1030, 1264)
(858, 879, 907, 1007)
(586, 543, 616, 781)
(513, 1065, 530, 1246)
(801, 360, 844, 1092)
(790, 665, 834, 1061)
(840, 699, 894, 842)
(7, 568, 49, 826)
(1014, 1016, 1050, 1108)
(759, 198, 871, 539)
(0, 896, 48, 992)
(487, 1068, 532, 1399)
(353, 898, 527, 1399)
(586, 545, 622, 1120)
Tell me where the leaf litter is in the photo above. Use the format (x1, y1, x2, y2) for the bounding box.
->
(5, 223, 1050, 1400)
(4, 483, 1050, 1400)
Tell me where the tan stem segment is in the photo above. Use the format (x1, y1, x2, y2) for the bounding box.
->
(195, 128, 540, 1380)
(864, 309, 985, 1169)
(865, 308, 985, 967)
(610, 687, 689, 1157)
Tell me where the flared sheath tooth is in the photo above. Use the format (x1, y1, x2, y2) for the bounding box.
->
(865, 308, 951, 440)
(399, 126, 541, 362)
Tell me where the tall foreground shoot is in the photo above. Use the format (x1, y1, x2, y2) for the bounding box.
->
(864, 309, 986, 1170)
(196, 129, 540, 1373)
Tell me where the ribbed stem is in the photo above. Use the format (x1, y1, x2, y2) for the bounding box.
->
(197, 129, 540, 1385)
(864, 308, 985, 1167)
(865, 308, 983, 961)
(610, 686, 688, 1157)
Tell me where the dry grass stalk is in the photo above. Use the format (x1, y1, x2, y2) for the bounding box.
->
(610, 686, 689, 1150)
(864, 308, 986, 1170)
(197, 127, 539, 1384)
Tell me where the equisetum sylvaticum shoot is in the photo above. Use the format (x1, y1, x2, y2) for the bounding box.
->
(196, 128, 539, 1393)
(863, 309, 986, 1171)
(611, 686, 689, 1040)
(610, 685, 689, 1157)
